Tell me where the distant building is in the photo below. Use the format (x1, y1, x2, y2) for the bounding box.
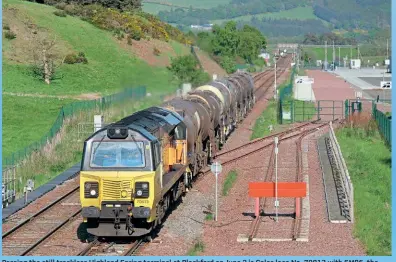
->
(190, 24, 213, 31)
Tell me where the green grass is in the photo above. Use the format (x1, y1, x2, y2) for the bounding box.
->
(142, 2, 173, 14)
(170, 40, 189, 56)
(205, 213, 213, 220)
(143, 0, 230, 11)
(187, 240, 205, 256)
(2, 0, 180, 158)
(10, 94, 164, 197)
(222, 170, 238, 196)
(212, 6, 321, 24)
(142, 0, 231, 14)
(303, 47, 358, 62)
(3, 0, 177, 96)
(282, 100, 317, 123)
(2, 95, 76, 158)
(336, 127, 391, 256)
(250, 100, 279, 140)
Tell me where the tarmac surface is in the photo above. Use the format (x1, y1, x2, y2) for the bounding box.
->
(329, 68, 392, 101)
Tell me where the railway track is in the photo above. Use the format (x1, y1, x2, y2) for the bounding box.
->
(245, 120, 336, 241)
(2, 186, 81, 256)
(78, 238, 145, 256)
(1, 54, 295, 256)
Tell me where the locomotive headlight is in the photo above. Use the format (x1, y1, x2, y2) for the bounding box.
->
(84, 182, 99, 198)
(135, 182, 149, 198)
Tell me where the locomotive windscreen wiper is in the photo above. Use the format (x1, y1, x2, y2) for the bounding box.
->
(130, 133, 144, 157)
(92, 134, 106, 157)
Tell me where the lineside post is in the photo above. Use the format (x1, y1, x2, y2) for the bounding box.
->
(295, 197, 301, 219)
(255, 197, 260, 217)
(274, 137, 279, 222)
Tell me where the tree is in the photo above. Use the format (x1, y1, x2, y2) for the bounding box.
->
(211, 21, 240, 57)
(31, 35, 63, 85)
(168, 55, 210, 87)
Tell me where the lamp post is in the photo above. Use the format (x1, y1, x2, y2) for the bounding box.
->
(274, 55, 279, 100)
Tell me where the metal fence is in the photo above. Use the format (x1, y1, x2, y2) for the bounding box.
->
(278, 65, 297, 100)
(372, 103, 391, 147)
(279, 100, 345, 124)
(2, 86, 147, 168)
(190, 45, 203, 69)
(328, 121, 354, 223)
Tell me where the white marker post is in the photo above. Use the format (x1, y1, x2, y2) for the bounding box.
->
(210, 162, 222, 221)
(274, 137, 279, 222)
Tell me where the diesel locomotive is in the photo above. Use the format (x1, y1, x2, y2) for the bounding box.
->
(79, 71, 255, 237)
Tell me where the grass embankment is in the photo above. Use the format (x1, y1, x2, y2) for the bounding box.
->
(336, 126, 391, 256)
(2, 95, 76, 158)
(3, 0, 186, 156)
(11, 95, 164, 196)
(250, 99, 278, 139)
(2, 0, 196, 195)
(222, 170, 238, 196)
(250, 72, 316, 140)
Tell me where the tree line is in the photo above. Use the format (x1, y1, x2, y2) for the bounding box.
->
(313, 0, 390, 31)
(188, 21, 267, 73)
(157, 0, 310, 26)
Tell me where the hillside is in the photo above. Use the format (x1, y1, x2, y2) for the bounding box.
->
(150, 0, 391, 41)
(2, 0, 224, 159)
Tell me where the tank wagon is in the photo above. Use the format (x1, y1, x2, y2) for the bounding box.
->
(79, 72, 254, 238)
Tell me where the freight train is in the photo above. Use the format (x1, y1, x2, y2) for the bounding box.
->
(79, 71, 255, 238)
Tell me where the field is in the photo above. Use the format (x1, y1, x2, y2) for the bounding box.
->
(302, 47, 358, 62)
(3, 0, 179, 96)
(336, 127, 391, 255)
(3, 0, 188, 159)
(212, 6, 320, 24)
(2, 0, 184, 156)
(2, 95, 76, 158)
(142, 0, 231, 14)
(142, 2, 173, 14)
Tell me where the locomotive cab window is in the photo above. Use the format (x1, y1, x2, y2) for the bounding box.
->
(153, 142, 161, 168)
(174, 125, 186, 140)
(90, 141, 146, 168)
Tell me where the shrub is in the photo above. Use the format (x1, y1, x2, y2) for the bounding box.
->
(3, 24, 10, 30)
(127, 36, 133, 45)
(76, 52, 88, 64)
(153, 47, 161, 56)
(220, 56, 236, 74)
(53, 10, 67, 17)
(64, 53, 77, 64)
(64, 52, 88, 64)
(54, 2, 67, 10)
(4, 31, 16, 40)
(247, 66, 256, 73)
